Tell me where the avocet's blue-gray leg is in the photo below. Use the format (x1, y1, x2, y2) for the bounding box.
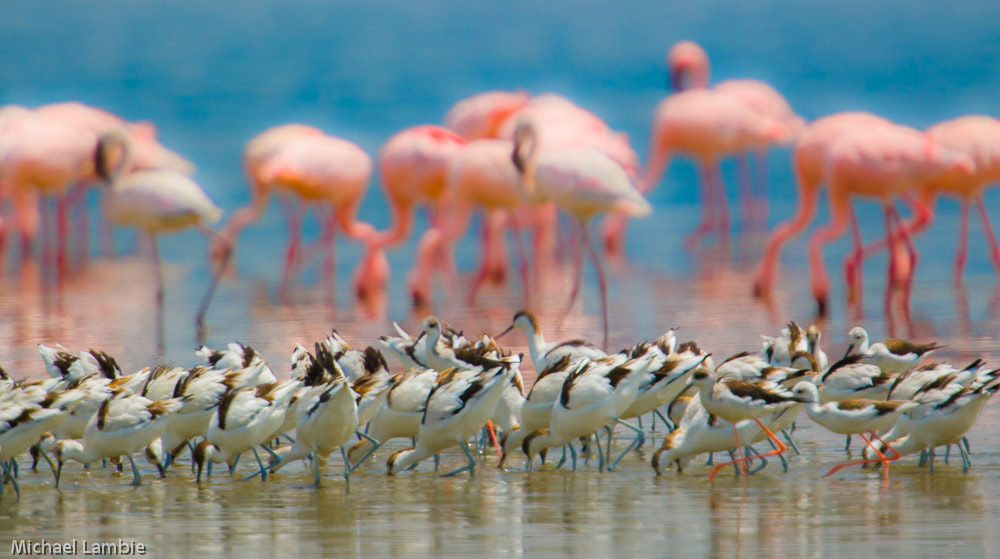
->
(944, 444, 951, 463)
(228, 453, 241, 475)
(763, 438, 789, 471)
(844, 434, 852, 453)
(251, 448, 267, 482)
(959, 443, 972, 473)
(918, 449, 928, 467)
(654, 409, 673, 432)
(928, 447, 936, 474)
(746, 446, 769, 474)
(555, 445, 568, 469)
(443, 441, 476, 477)
(781, 429, 801, 455)
(594, 433, 610, 472)
(126, 454, 143, 487)
(349, 430, 381, 473)
(341, 447, 351, 492)
(259, 444, 280, 460)
(608, 418, 645, 471)
(962, 436, 971, 454)
(312, 451, 322, 489)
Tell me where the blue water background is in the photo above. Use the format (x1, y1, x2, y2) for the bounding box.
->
(2, 0, 1000, 366)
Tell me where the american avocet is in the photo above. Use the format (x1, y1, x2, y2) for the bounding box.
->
(38, 345, 121, 383)
(325, 331, 390, 383)
(886, 361, 972, 400)
(54, 391, 184, 487)
(499, 355, 583, 469)
(686, 368, 803, 483)
(522, 351, 656, 472)
(196, 342, 276, 385)
(845, 327, 941, 376)
(346, 368, 439, 468)
(497, 310, 606, 374)
(791, 381, 917, 481)
(51, 374, 117, 441)
(2, 390, 85, 496)
(193, 379, 300, 482)
(618, 341, 711, 446)
(815, 354, 896, 402)
(158, 367, 234, 468)
(379, 320, 469, 370)
(268, 377, 359, 489)
(652, 398, 767, 475)
(871, 375, 1000, 472)
(387, 357, 518, 476)
(806, 325, 830, 371)
(761, 321, 808, 366)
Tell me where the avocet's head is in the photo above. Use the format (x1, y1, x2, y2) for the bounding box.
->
(497, 310, 538, 339)
(193, 439, 215, 483)
(845, 327, 868, 357)
(651, 428, 684, 475)
(807, 325, 822, 345)
(790, 381, 820, 404)
(386, 448, 411, 475)
(521, 428, 550, 464)
(685, 368, 715, 391)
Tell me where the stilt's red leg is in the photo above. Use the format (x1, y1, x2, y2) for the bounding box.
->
(708, 424, 747, 483)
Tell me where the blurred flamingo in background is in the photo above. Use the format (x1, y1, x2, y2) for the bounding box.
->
(373, 125, 467, 250)
(512, 120, 652, 350)
(213, 125, 382, 299)
(444, 90, 531, 141)
(752, 112, 893, 300)
(34, 101, 196, 260)
(807, 124, 974, 317)
(94, 130, 222, 350)
(605, 89, 788, 252)
(668, 40, 805, 224)
(602, 40, 803, 255)
(407, 138, 532, 307)
(857, 116, 1000, 287)
(0, 106, 99, 276)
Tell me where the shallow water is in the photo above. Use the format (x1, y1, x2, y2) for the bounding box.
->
(4, 0, 1000, 557)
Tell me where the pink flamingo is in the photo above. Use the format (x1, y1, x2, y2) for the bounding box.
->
(808, 124, 974, 317)
(0, 107, 99, 275)
(499, 94, 642, 262)
(513, 120, 652, 350)
(213, 125, 382, 299)
(861, 116, 1000, 286)
(669, 41, 805, 213)
(606, 89, 789, 251)
(601, 41, 803, 254)
(407, 138, 533, 307)
(373, 125, 467, 249)
(752, 112, 893, 299)
(443, 90, 531, 141)
(34, 102, 196, 260)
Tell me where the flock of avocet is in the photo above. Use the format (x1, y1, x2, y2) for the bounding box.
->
(1, 313, 998, 498)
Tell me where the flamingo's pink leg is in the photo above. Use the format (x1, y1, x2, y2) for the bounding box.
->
(685, 161, 718, 249)
(974, 197, 1000, 277)
(581, 218, 609, 351)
